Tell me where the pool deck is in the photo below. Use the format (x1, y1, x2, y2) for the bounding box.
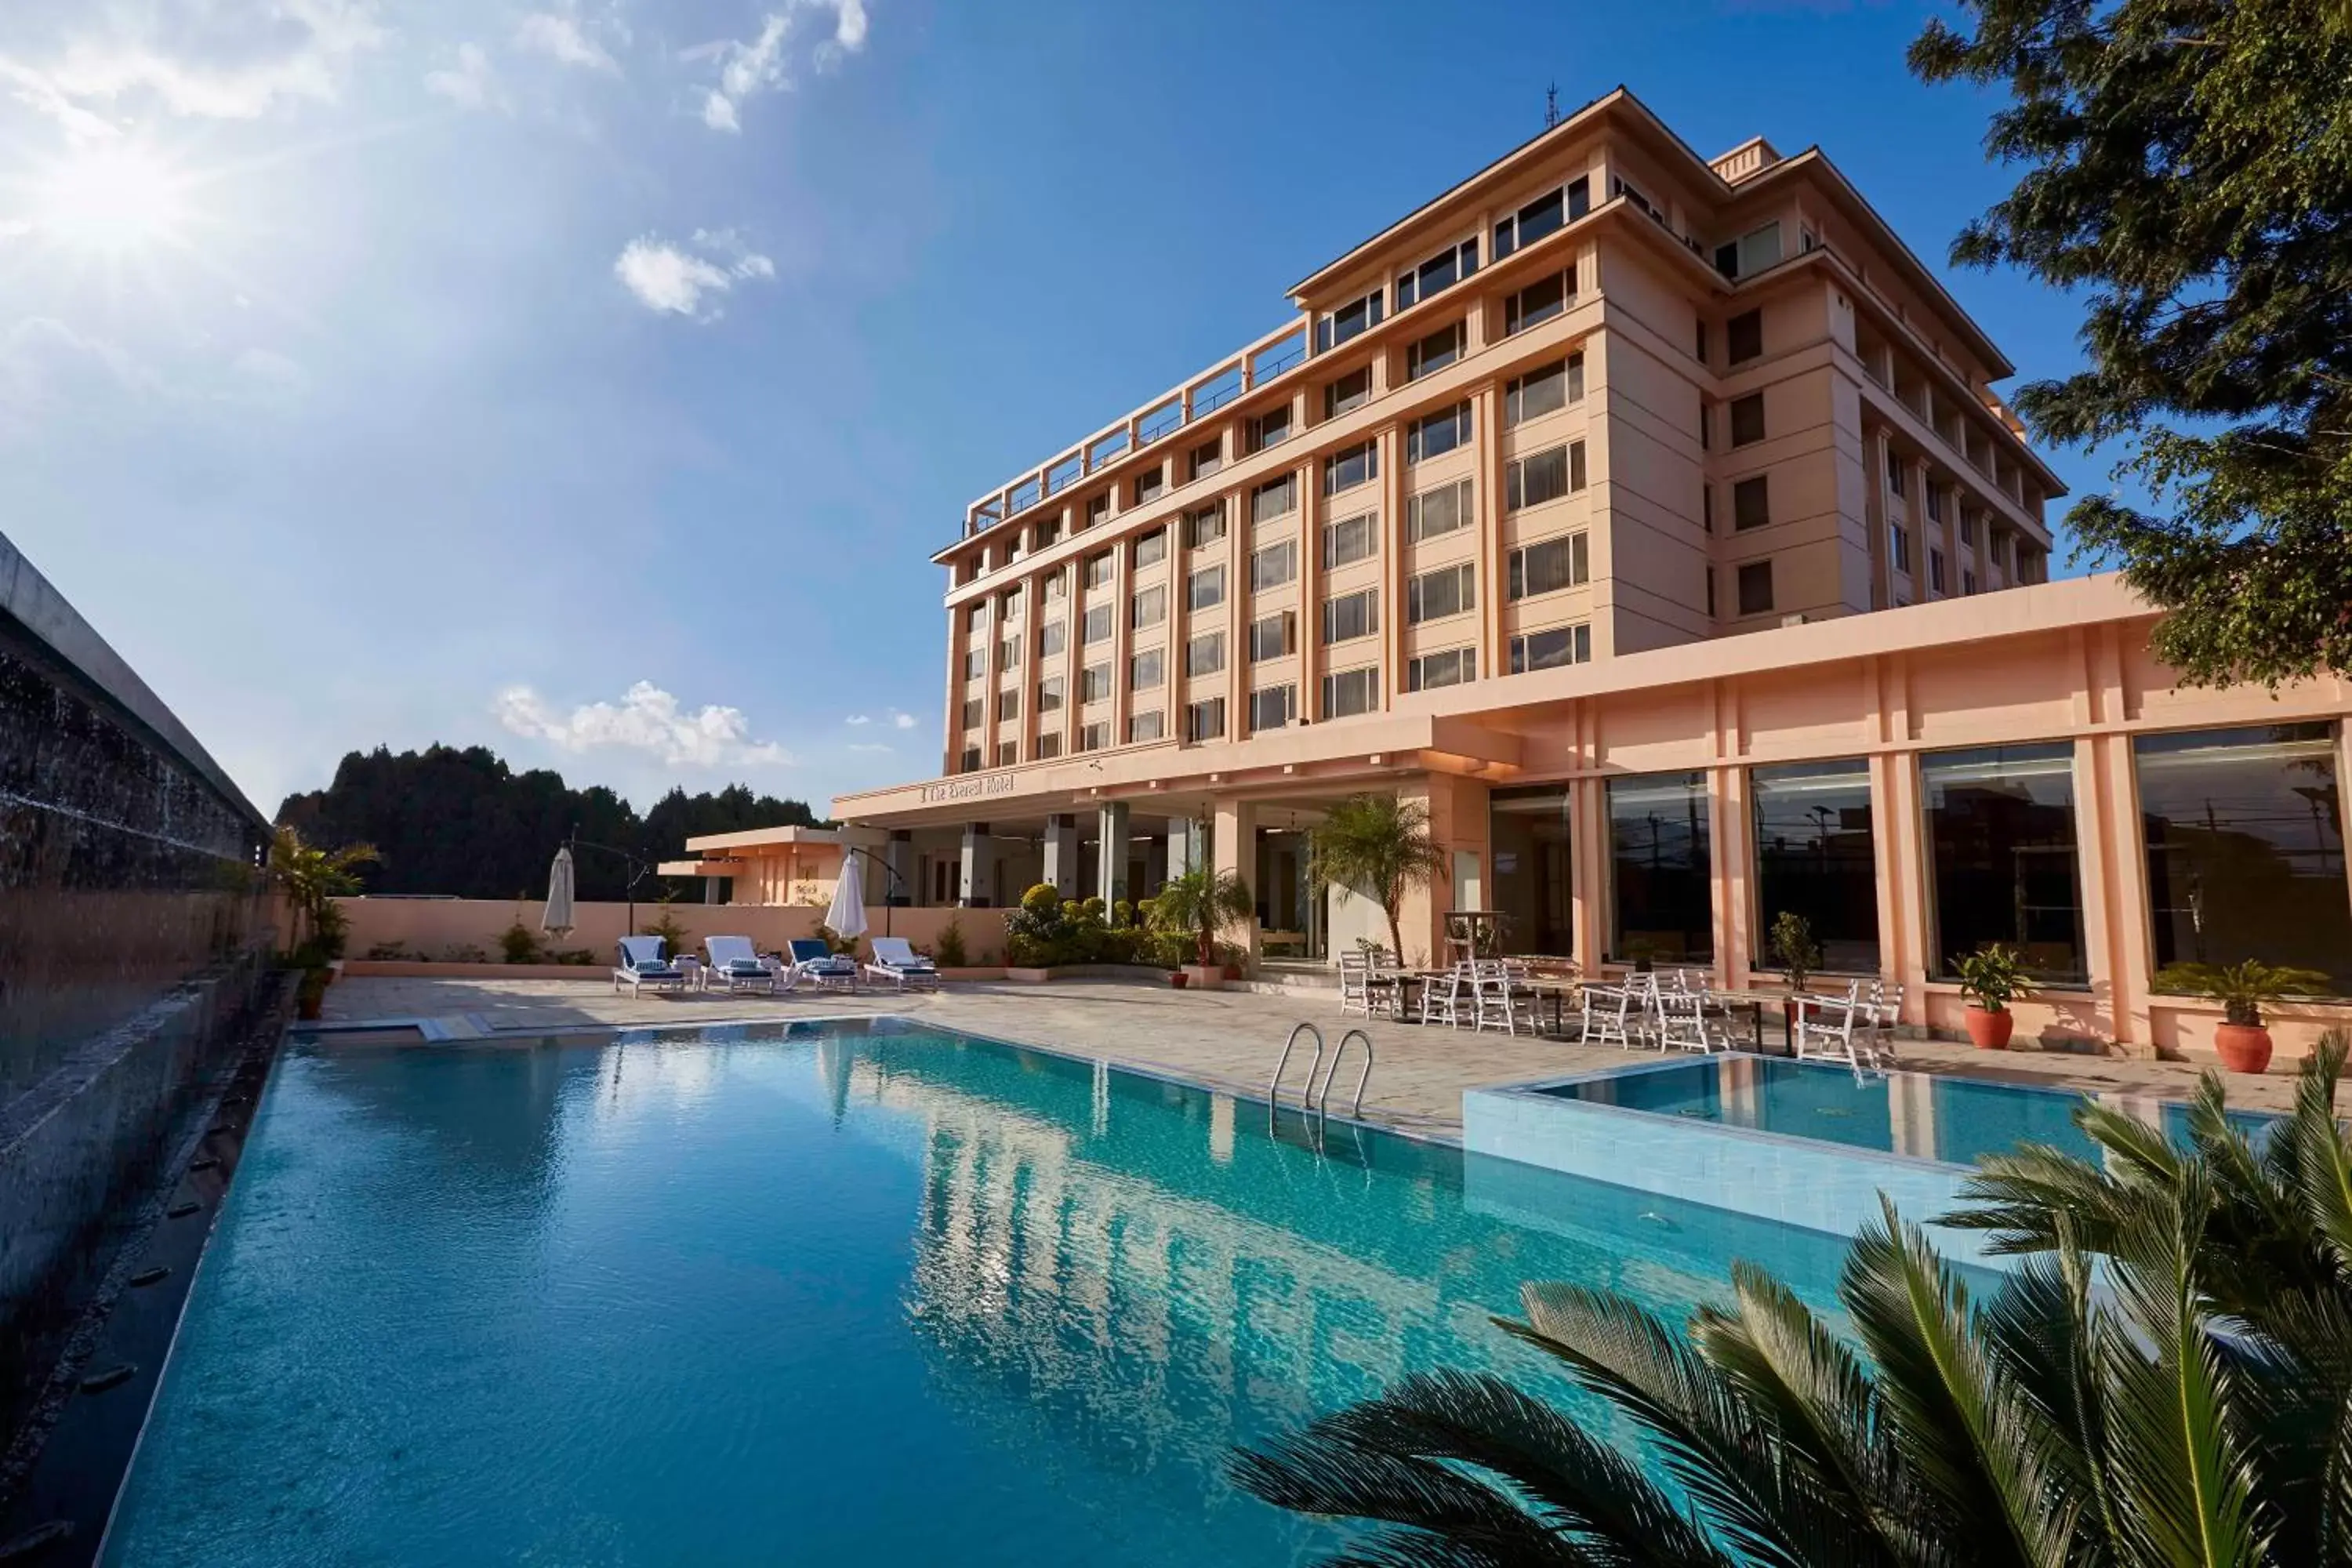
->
(309, 975, 2308, 1136)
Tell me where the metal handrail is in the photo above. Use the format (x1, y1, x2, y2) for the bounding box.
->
(1312, 1029, 1374, 1127)
(1269, 1022, 1324, 1122)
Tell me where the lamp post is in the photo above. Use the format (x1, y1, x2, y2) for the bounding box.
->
(567, 829, 654, 938)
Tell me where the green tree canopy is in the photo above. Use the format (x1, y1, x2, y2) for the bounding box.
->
(1912, 0, 2352, 688)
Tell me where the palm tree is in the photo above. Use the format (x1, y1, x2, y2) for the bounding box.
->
(269, 825, 381, 953)
(1305, 793, 1448, 967)
(1149, 866, 1254, 967)
(1235, 1035, 2352, 1566)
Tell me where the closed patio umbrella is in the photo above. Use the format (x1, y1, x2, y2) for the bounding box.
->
(824, 853, 868, 943)
(543, 845, 576, 938)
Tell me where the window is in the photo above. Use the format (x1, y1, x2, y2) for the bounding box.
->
(1922, 743, 2086, 982)
(1504, 270, 1573, 335)
(1037, 675, 1064, 713)
(1131, 583, 1166, 630)
(1181, 503, 1225, 552)
(1958, 509, 1977, 546)
(1490, 786, 1573, 957)
(1316, 288, 1384, 353)
(1322, 511, 1377, 570)
(1250, 611, 1298, 662)
(1886, 448, 1907, 496)
(1249, 682, 1296, 731)
(1929, 548, 1947, 595)
(966, 601, 989, 636)
(1962, 568, 1977, 595)
(1706, 566, 1716, 617)
(1733, 475, 1769, 531)
(1737, 560, 1774, 616)
(1078, 722, 1109, 753)
(2137, 724, 2350, 990)
(1612, 175, 1657, 220)
(1925, 482, 1944, 524)
(998, 635, 1021, 670)
(1405, 646, 1475, 691)
(1042, 569, 1067, 604)
(1247, 405, 1291, 452)
(1407, 477, 1473, 542)
(1508, 533, 1589, 599)
(1394, 238, 1478, 309)
(1084, 550, 1115, 590)
(1890, 524, 1912, 575)
(1322, 587, 1379, 645)
(1409, 562, 1476, 623)
(1189, 439, 1222, 481)
(1506, 441, 1584, 510)
(963, 647, 985, 680)
(1083, 603, 1112, 644)
(1406, 401, 1472, 463)
(1128, 710, 1164, 743)
(1250, 473, 1297, 526)
(1750, 758, 1879, 972)
(997, 687, 1020, 721)
(1492, 176, 1588, 256)
(1134, 528, 1167, 568)
(1250, 538, 1298, 591)
(1080, 664, 1112, 703)
(960, 745, 982, 773)
(1085, 494, 1110, 529)
(1703, 484, 1714, 533)
(999, 584, 1023, 619)
(1712, 220, 1783, 280)
(1406, 321, 1465, 381)
(1504, 356, 1582, 426)
(1185, 697, 1226, 742)
(1034, 731, 1062, 760)
(1130, 648, 1163, 691)
(1695, 319, 1708, 363)
(1509, 622, 1592, 673)
(1729, 393, 1765, 447)
(1188, 563, 1226, 611)
(1324, 365, 1372, 419)
(1610, 772, 1713, 961)
(1324, 439, 1377, 495)
(1133, 466, 1164, 506)
(960, 697, 983, 730)
(1726, 308, 1762, 365)
(1186, 630, 1225, 677)
(1321, 665, 1379, 718)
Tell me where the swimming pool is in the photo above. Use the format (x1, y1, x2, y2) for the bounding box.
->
(103, 1019, 1864, 1566)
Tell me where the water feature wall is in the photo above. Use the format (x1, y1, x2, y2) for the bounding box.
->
(0, 532, 275, 1440)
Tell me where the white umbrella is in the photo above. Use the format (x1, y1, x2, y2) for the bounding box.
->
(824, 851, 869, 942)
(543, 845, 576, 937)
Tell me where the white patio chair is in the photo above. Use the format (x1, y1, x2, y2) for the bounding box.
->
(1654, 985, 1721, 1054)
(1473, 960, 1539, 1035)
(1577, 982, 1638, 1048)
(1793, 982, 1867, 1066)
(1338, 950, 1373, 1016)
(1860, 979, 1904, 1068)
(1421, 966, 1472, 1029)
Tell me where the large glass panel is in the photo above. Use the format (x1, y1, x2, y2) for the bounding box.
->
(1921, 743, 2085, 982)
(2136, 723, 2350, 990)
(1750, 758, 1878, 973)
(1490, 786, 1572, 958)
(1609, 772, 1712, 962)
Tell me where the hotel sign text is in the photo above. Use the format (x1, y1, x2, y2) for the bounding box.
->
(919, 772, 1018, 804)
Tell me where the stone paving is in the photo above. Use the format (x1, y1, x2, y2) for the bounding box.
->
(311, 974, 2310, 1136)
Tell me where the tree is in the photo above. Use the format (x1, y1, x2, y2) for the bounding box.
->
(1236, 1036, 2352, 1565)
(1148, 866, 1254, 967)
(268, 825, 380, 954)
(1911, 1, 2352, 689)
(1305, 793, 1449, 967)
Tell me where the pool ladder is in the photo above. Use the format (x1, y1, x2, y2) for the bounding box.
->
(1268, 1022, 1374, 1132)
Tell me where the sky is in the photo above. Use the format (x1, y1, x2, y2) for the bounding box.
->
(0, 0, 2114, 819)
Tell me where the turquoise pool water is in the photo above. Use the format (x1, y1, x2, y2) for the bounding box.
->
(105, 1020, 1864, 1566)
(1541, 1054, 2271, 1167)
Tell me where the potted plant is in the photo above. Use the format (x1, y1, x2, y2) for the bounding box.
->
(1149, 867, 1254, 989)
(1766, 911, 1820, 1033)
(2152, 960, 2332, 1073)
(1952, 942, 2030, 1049)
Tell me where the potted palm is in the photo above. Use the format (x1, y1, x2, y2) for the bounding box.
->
(1766, 911, 1820, 1034)
(1952, 942, 2029, 1049)
(269, 826, 379, 1018)
(1149, 867, 1254, 990)
(1306, 794, 1448, 974)
(2152, 959, 2332, 1073)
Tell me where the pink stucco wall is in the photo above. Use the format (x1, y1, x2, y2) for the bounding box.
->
(336, 898, 1011, 965)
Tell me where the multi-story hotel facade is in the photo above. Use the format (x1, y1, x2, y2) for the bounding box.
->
(829, 89, 2352, 1062)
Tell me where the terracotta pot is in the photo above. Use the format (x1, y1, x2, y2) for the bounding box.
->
(1169, 971, 1189, 989)
(1964, 1005, 2013, 1050)
(2214, 1022, 2274, 1075)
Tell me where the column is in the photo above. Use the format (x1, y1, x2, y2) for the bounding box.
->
(1097, 800, 1132, 908)
(1042, 814, 1081, 897)
(1213, 797, 1260, 966)
(703, 873, 724, 904)
(1166, 816, 1206, 877)
(959, 822, 993, 908)
(884, 830, 915, 906)
(1297, 459, 1323, 720)
(1226, 485, 1249, 737)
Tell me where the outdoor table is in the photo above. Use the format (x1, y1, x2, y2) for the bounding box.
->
(1696, 988, 1802, 1056)
(1521, 975, 1582, 1037)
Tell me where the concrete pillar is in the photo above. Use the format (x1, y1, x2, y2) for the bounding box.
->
(959, 822, 993, 908)
(1097, 801, 1131, 908)
(1166, 816, 1206, 876)
(703, 875, 724, 904)
(884, 830, 914, 906)
(1213, 797, 1260, 965)
(1042, 813, 1080, 897)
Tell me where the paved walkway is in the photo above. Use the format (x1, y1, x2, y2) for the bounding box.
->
(310, 975, 2307, 1136)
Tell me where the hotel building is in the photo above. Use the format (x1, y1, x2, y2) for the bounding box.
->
(828, 88, 2352, 1061)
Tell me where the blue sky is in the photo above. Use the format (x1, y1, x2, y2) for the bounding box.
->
(0, 0, 2107, 816)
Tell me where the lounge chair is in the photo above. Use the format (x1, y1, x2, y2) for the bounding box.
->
(863, 936, 940, 991)
(612, 935, 688, 996)
(703, 935, 779, 995)
(787, 938, 860, 992)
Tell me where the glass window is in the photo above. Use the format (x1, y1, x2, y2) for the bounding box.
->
(1405, 646, 1475, 691)
(1037, 675, 1064, 713)
(997, 686, 1020, 721)
(1737, 560, 1773, 616)
(960, 745, 982, 773)
(1727, 309, 1762, 364)
(1034, 731, 1062, 760)
(1186, 697, 1225, 742)
(1922, 743, 2086, 982)
(1324, 440, 1377, 495)
(1323, 511, 1377, 569)
(1406, 321, 1465, 381)
(1078, 722, 1109, 753)
(1610, 772, 1713, 962)
(1751, 759, 1878, 973)
(1491, 786, 1571, 956)
(1130, 583, 1166, 630)
(1189, 564, 1225, 610)
(1082, 603, 1112, 644)
(1395, 239, 1477, 309)
(1250, 538, 1297, 591)
(1250, 682, 1296, 731)
(1408, 563, 1475, 624)
(1504, 270, 1572, 335)
(1134, 528, 1167, 568)
(1080, 664, 1111, 703)
(1247, 405, 1291, 453)
(998, 635, 1021, 670)
(1506, 441, 1584, 509)
(1733, 475, 1769, 531)
(1509, 623, 1590, 673)
(1036, 620, 1065, 659)
(1406, 402, 1472, 463)
(1730, 394, 1765, 447)
(1128, 710, 1164, 743)
(1133, 466, 1164, 506)
(1249, 612, 1297, 662)
(1184, 502, 1225, 550)
(1320, 665, 1379, 719)
(1505, 356, 1581, 426)
(1508, 533, 1588, 600)
(1084, 551, 1115, 589)
(995, 739, 1018, 767)
(1407, 477, 1472, 542)
(1185, 630, 1224, 677)
(1321, 587, 1379, 645)
(1250, 473, 1296, 526)
(2137, 724, 2350, 990)
(1325, 366, 1372, 420)
(1190, 440, 1222, 481)
(1130, 648, 1163, 690)
(960, 697, 982, 730)
(963, 647, 984, 680)
(1316, 289, 1384, 353)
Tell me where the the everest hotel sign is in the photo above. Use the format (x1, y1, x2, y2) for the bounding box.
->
(919, 773, 1018, 804)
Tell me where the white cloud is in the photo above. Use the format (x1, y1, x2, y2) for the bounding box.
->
(515, 11, 619, 74)
(688, 0, 869, 133)
(495, 681, 794, 768)
(845, 713, 871, 725)
(845, 742, 891, 754)
(613, 230, 776, 320)
(0, 0, 386, 129)
(423, 42, 503, 110)
(890, 710, 916, 730)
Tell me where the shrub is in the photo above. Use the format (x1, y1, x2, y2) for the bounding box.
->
(364, 942, 412, 961)
(933, 918, 969, 968)
(813, 922, 858, 957)
(441, 943, 488, 964)
(499, 920, 542, 965)
(644, 908, 690, 958)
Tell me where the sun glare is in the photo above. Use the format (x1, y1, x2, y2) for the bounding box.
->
(34, 145, 194, 252)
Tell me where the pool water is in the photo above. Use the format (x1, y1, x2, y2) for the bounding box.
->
(105, 1020, 1864, 1566)
(1541, 1054, 2271, 1167)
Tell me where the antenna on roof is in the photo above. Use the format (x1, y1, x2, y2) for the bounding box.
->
(1544, 82, 1560, 129)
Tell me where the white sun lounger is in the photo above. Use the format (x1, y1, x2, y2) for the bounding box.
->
(863, 935, 941, 991)
(704, 935, 779, 994)
(612, 935, 688, 996)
